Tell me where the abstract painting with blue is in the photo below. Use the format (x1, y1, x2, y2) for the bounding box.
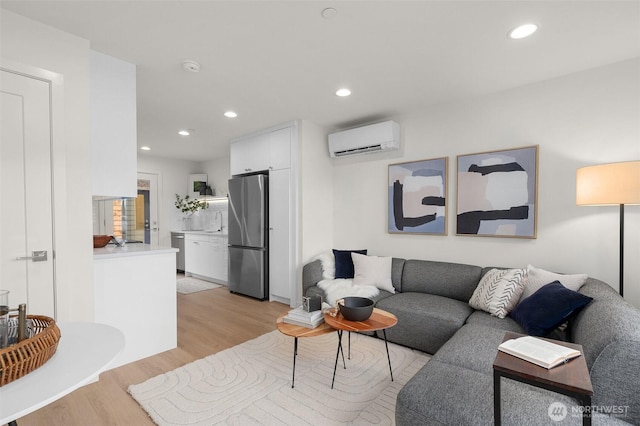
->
(456, 146, 538, 238)
(388, 157, 448, 234)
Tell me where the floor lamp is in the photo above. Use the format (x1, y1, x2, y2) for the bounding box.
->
(576, 161, 640, 298)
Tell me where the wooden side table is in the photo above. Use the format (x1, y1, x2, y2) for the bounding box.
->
(493, 331, 593, 426)
(324, 307, 398, 389)
(276, 312, 339, 388)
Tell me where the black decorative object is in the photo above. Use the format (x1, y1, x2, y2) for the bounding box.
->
(302, 296, 322, 312)
(338, 297, 374, 321)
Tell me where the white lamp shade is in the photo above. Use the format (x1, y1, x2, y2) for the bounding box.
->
(576, 161, 640, 205)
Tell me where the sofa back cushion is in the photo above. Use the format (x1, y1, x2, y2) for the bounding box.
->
(302, 260, 324, 295)
(391, 258, 406, 293)
(571, 282, 640, 424)
(401, 259, 482, 302)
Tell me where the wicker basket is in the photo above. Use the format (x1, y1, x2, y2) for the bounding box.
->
(0, 315, 61, 386)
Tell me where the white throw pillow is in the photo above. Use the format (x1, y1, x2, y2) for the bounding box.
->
(519, 264, 587, 301)
(469, 268, 528, 319)
(351, 253, 395, 294)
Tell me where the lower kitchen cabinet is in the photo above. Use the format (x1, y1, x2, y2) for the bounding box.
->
(184, 233, 228, 284)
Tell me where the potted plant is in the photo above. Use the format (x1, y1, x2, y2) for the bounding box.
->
(175, 194, 208, 230)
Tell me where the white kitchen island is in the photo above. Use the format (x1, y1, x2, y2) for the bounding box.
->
(93, 244, 178, 368)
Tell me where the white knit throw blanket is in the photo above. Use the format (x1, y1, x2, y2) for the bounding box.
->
(318, 279, 379, 307)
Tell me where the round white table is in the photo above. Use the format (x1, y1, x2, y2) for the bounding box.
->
(0, 322, 125, 425)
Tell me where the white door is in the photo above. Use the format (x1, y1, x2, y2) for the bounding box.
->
(137, 172, 160, 247)
(0, 68, 56, 317)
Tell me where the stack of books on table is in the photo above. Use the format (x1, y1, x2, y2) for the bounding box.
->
(283, 307, 324, 329)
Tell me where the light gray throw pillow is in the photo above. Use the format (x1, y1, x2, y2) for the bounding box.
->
(519, 264, 587, 301)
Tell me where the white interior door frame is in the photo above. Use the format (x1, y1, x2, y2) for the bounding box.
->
(138, 172, 160, 247)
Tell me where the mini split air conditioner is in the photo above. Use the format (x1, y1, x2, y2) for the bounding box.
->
(328, 120, 400, 158)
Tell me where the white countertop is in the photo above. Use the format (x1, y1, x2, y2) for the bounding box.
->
(93, 243, 178, 259)
(173, 230, 228, 237)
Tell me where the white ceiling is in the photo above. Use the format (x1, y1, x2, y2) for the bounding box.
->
(2, 1, 640, 162)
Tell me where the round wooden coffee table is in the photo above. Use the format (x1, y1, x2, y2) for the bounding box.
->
(324, 307, 398, 389)
(276, 312, 341, 388)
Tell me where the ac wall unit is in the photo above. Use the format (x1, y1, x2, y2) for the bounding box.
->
(328, 120, 400, 158)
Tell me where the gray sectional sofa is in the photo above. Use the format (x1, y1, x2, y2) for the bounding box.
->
(302, 257, 640, 425)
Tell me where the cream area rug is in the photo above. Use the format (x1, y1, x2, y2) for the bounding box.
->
(129, 330, 429, 425)
(176, 277, 222, 294)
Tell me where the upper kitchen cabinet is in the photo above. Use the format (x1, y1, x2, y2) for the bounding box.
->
(230, 133, 270, 175)
(269, 127, 292, 171)
(230, 124, 292, 175)
(91, 51, 137, 198)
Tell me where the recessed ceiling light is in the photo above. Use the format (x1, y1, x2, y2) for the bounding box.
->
(336, 88, 351, 97)
(178, 129, 194, 136)
(322, 7, 337, 19)
(140, 146, 151, 151)
(509, 23, 538, 39)
(182, 60, 200, 72)
(224, 111, 238, 118)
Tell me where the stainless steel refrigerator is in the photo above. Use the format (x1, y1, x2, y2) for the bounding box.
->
(228, 173, 268, 300)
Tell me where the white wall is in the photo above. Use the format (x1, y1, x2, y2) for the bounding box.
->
(299, 120, 334, 263)
(1, 10, 94, 321)
(201, 157, 230, 197)
(330, 59, 640, 308)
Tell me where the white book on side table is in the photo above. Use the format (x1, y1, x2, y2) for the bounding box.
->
(286, 307, 323, 322)
(282, 315, 324, 329)
(498, 336, 581, 369)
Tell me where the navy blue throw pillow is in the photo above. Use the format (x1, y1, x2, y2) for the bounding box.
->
(509, 281, 593, 337)
(333, 249, 367, 279)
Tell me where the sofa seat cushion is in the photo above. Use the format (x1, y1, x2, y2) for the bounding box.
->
(465, 311, 525, 333)
(396, 359, 587, 426)
(432, 324, 517, 374)
(375, 292, 473, 354)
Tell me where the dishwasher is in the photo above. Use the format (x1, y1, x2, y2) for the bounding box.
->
(171, 232, 185, 272)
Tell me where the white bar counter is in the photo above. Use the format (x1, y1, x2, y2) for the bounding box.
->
(93, 243, 178, 259)
(94, 244, 177, 368)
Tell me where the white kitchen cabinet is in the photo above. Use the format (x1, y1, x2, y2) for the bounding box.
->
(91, 50, 137, 198)
(184, 233, 228, 284)
(185, 233, 214, 279)
(230, 125, 292, 175)
(269, 169, 292, 300)
(210, 235, 228, 283)
(230, 133, 270, 175)
(269, 127, 292, 170)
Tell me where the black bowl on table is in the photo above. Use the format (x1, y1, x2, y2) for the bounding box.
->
(339, 297, 374, 321)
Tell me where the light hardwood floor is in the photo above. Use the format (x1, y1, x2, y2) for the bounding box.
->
(14, 286, 289, 425)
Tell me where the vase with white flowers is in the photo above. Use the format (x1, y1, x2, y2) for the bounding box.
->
(175, 194, 208, 230)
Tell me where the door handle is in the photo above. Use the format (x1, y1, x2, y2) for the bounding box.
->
(16, 250, 48, 262)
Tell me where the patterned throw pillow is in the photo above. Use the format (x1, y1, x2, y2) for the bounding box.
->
(469, 268, 528, 318)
